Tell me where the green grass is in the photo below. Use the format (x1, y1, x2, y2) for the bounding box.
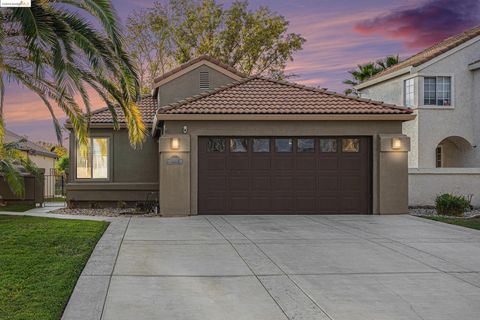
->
(423, 216, 480, 231)
(0, 215, 109, 320)
(0, 203, 36, 212)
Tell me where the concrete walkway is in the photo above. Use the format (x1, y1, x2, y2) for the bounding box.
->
(53, 214, 480, 320)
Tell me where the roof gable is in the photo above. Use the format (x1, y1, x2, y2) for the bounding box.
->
(359, 25, 480, 86)
(151, 56, 246, 95)
(158, 76, 412, 115)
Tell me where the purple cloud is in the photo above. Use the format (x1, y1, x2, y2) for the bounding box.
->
(355, 0, 480, 48)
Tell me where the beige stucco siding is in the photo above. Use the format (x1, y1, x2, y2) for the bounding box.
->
(160, 120, 409, 215)
(157, 65, 237, 107)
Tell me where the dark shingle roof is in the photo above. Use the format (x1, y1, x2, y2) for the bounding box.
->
(159, 77, 412, 115)
(88, 96, 157, 124)
(364, 25, 480, 83)
(4, 130, 57, 158)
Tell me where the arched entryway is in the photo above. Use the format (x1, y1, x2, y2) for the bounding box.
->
(435, 136, 475, 167)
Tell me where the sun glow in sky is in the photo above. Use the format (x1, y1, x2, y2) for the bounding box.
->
(4, 0, 480, 142)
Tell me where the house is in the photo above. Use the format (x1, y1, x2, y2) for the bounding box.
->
(355, 26, 480, 207)
(66, 56, 414, 215)
(4, 129, 58, 197)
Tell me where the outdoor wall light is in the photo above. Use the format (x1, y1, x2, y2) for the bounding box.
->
(171, 137, 180, 150)
(392, 138, 402, 150)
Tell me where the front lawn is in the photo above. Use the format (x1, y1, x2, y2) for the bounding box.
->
(0, 215, 108, 320)
(423, 216, 480, 231)
(0, 203, 36, 212)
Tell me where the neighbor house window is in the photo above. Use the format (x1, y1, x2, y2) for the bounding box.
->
(424, 76, 451, 106)
(76, 138, 109, 179)
(404, 78, 414, 107)
(435, 146, 443, 168)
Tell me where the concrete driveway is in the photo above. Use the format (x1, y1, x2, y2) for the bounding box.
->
(63, 215, 480, 320)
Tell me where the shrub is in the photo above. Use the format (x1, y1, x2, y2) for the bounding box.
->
(435, 193, 470, 216)
(117, 201, 127, 209)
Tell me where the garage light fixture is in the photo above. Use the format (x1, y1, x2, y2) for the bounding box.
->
(392, 138, 401, 150)
(171, 138, 180, 150)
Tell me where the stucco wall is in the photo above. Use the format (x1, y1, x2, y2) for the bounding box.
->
(157, 65, 237, 107)
(29, 154, 56, 174)
(29, 154, 56, 197)
(409, 168, 480, 207)
(67, 129, 159, 206)
(160, 120, 409, 215)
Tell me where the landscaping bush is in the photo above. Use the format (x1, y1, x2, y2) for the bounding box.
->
(435, 193, 470, 216)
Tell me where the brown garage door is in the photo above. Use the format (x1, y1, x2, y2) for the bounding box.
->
(198, 137, 372, 214)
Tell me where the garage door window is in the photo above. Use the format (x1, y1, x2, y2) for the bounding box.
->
(342, 138, 360, 152)
(297, 138, 315, 152)
(275, 138, 293, 152)
(207, 138, 226, 152)
(230, 138, 248, 152)
(253, 138, 270, 152)
(320, 139, 337, 152)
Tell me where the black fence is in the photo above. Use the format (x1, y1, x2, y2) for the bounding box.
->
(44, 173, 66, 199)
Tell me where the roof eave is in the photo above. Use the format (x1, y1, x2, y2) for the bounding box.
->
(156, 113, 416, 121)
(64, 123, 154, 129)
(354, 67, 412, 90)
(468, 61, 480, 71)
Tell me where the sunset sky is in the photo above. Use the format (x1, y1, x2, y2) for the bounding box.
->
(4, 0, 480, 143)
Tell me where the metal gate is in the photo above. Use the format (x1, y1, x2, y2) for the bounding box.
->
(44, 169, 66, 200)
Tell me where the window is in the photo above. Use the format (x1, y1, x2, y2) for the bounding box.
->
(200, 71, 210, 90)
(320, 139, 337, 152)
(424, 76, 451, 106)
(342, 139, 360, 152)
(275, 138, 293, 152)
(230, 138, 248, 152)
(404, 78, 414, 107)
(297, 138, 315, 152)
(207, 138, 225, 152)
(76, 138, 109, 179)
(436, 146, 443, 168)
(253, 138, 270, 152)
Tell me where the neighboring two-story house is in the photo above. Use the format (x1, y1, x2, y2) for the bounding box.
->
(356, 26, 480, 207)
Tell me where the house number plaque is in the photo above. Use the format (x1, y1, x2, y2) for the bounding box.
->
(167, 156, 183, 165)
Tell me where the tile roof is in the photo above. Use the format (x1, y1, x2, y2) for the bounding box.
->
(88, 95, 157, 125)
(4, 130, 57, 158)
(153, 55, 246, 84)
(158, 76, 413, 115)
(364, 25, 480, 83)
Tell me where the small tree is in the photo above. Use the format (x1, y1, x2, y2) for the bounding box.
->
(55, 155, 69, 175)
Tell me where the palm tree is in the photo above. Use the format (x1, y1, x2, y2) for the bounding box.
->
(0, 0, 146, 149)
(343, 55, 400, 95)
